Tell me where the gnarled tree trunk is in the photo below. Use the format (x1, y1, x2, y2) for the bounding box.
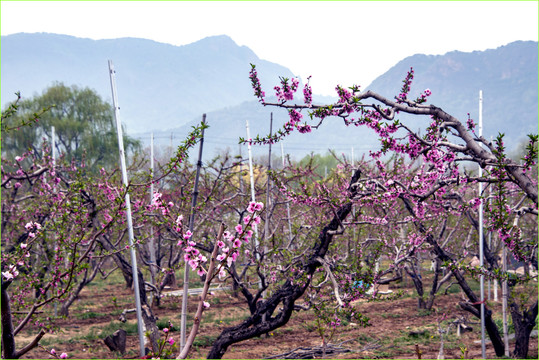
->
(1, 280, 16, 359)
(207, 170, 362, 359)
(400, 196, 506, 356)
(510, 300, 538, 358)
(98, 234, 160, 352)
(1, 280, 45, 359)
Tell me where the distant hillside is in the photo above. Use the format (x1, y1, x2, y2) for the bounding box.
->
(365, 41, 538, 149)
(143, 41, 538, 161)
(1, 33, 296, 133)
(140, 94, 370, 162)
(2, 34, 536, 161)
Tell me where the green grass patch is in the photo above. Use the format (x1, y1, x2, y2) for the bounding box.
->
(93, 320, 140, 337)
(75, 328, 101, 342)
(444, 283, 461, 294)
(494, 317, 515, 334)
(381, 313, 402, 319)
(215, 315, 245, 326)
(156, 317, 178, 331)
(301, 321, 317, 332)
(203, 312, 216, 324)
(192, 334, 218, 347)
(417, 309, 433, 317)
(210, 296, 221, 305)
(356, 333, 375, 342)
(76, 311, 104, 320)
(35, 337, 55, 346)
(391, 329, 433, 347)
(370, 350, 393, 358)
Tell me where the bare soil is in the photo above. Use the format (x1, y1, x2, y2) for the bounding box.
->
(16, 278, 538, 359)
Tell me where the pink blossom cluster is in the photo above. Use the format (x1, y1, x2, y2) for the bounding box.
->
(303, 76, 313, 106)
(521, 134, 538, 171)
(50, 349, 68, 359)
(97, 181, 118, 202)
(287, 109, 303, 128)
(336, 85, 353, 104)
(269, 270, 277, 284)
(330, 315, 341, 328)
(2, 264, 19, 281)
(175, 201, 264, 280)
(148, 191, 174, 215)
(468, 197, 481, 210)
(274, 77, 299, 102)
(2, 220, 44, 280)
(247, 201, 264, 213)
(483, 135, 530, 262)
(408, 233, 425, 246)
(396, 67, 414, 103)
(312, 106, 346, 121)
(24, 221, 42, 238)
(249, 64, 266, 103)
(415, 88, 432, 104)
(358, 215, 388, 225)
(183, 235, 208, 276)
(278, 183, 326, 207)
(297, 124, 312, 134)
(466, 113, 476, 132)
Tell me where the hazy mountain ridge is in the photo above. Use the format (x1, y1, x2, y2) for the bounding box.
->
(1, 32, 296, 133)
(156, 41, 538, 160)
(365, 41, 538, 148)
(1, 34, 536, 161)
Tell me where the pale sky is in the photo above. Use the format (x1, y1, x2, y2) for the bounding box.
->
(1, 1, 538, 96)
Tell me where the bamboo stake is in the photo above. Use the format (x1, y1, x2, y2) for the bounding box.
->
(245, 118, 260, 261)
(180, 114, 206, 349)
(502, 241, 509, 356)
(148, 133, 157, 305)
(280, 142, 293, 245)
(264, 114, 272, 246)
(108, 60, 145, 357)
(478, 90, 486, 359)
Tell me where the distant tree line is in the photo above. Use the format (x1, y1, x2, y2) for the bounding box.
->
(1, 83, 141, 171)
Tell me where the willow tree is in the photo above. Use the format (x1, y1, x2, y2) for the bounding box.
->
(1, 83, 140, 171)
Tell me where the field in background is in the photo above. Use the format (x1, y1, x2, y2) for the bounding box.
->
(15, 267, 538, 359)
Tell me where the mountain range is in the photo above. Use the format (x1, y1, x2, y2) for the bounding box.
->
(366, 40, 538, 152)
(1, 33, 295, 133)
(163, 40, 538, 160)
(1, 33, 537, 161)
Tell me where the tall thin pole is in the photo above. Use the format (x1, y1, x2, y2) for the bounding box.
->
(51, 126, 56, 165)
(502, 238, 510, 356)
(245, 119, 259, 251)
(351, 146, 356, 255)
(148, 133, 157, 303)
(180, 114, 206, 349)
(260, 114, 273, 327)
(478, 90, 486, 359)
(280, 142, 293, 244)
(264, 114, 273, 244)
(487, 240, 491, 301)
(246, 118, 263, 293)
(491, 234, 498, 300)
(239, 144, 243, 193)
(108, 60, 145, 357)
(51, 126, 58, 318)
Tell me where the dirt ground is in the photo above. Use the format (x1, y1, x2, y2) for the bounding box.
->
(15, 278, 538, 359)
